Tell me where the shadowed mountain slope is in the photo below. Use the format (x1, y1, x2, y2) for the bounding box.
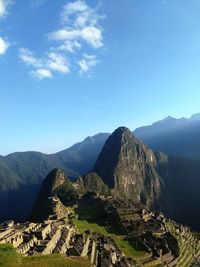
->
(31, 169, 77, 222)
(0, 133, 109, 222)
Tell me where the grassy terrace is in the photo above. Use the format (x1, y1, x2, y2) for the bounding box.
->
(166, 221, 198, 267)
(72, 197, 150, 261)
(72, 217, 146, 259)
(0, 244, 92, 267)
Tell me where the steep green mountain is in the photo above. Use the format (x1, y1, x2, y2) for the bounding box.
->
(92, 127, 200, 231)
(74, 172, 110, 195)
(134, 113, 200, 160)
(93, 127, 163, 207)
(0, 133, 109, 222)
(31, 169, 78, 222)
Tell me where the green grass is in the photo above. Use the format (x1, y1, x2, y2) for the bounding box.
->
(0, 243, 20, 266)
(72, 218, 108, 236)
(112, 235, 147, 258)
(0, 244, 92, 267)
(72, 217, 146, 259)
(72, 199, 148, 260)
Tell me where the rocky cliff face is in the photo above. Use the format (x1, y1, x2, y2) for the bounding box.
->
(94, 127, 162, 207)
(93, 127, 200, 230)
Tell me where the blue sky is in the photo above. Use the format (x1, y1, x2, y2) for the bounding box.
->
(1, 0, 200, 155)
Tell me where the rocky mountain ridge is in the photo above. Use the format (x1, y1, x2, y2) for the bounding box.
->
(2, 113, 200, 226)
(86, 127, 200, 231)
(31, 126, 200, 231)
(93, 127, 162, 207)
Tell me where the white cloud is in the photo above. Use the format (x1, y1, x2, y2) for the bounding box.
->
(0, 0, 6, 17)
(50, 0, 104, 49)
(47, 52, 70, 73)
(51, 29, 79, 41)
(61, 0, 88, 20)
(78, 53, 99, 73)
(19, 48, 70, 79)
(58, 40, 81, 53)
(0, 36, 8, 55)
(19, 48, 42, 67)
(0, 0, 13, 18)
(0, 1, 13, 57)
(19, 1, 105, 79)
(32, 68, 52, 80)
(51, 27, 102, 49)
(81, 26, 103, 48)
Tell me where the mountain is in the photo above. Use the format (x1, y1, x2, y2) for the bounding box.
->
(31, 168, 110, 222)
(0, 133, 109, 222)
(134, 113, 200, 160)
(55, 133, 110, 175)
(0, 111, 200, 226)
(29, 125, 200, 230)
(74, 172, 110, 196)
(93, 127, 162, 207)
(31, 169, 77, 222)
(91, 127, 200, 231)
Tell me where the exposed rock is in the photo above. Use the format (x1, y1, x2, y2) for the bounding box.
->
(73, 173, 110, 196)
(83, 172, 110, 196)
(94, 127, 162, 208)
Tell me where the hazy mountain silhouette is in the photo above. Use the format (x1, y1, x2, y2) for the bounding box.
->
(134, 113, 200, 160)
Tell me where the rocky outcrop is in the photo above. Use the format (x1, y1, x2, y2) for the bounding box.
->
(83, 172, 110, 196)
(31, 169, 77, 221)
(94, 127, 162, 208)
(92, 126, 200, 231)
(73, 173, 110, 196)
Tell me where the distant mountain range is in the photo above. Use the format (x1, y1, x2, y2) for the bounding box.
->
(134, 112, 200, 160)
(1, 112, 200, 224)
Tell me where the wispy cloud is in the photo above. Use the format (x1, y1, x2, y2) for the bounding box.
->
(0, 0, 13, 18)
(19, 48, 42, 68)
(47, 52, 70, 74)
(50, 0, 104, 50)
(19, 48, 70, 79)
(78, 53, 99, 74)
(0, 0, 14, 57)
(32, 68, 52, 80)
(19, 0, 105, 79)
(0, 36, 8, 55)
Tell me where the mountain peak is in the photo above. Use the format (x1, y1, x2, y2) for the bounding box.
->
(30, 168, 74, 221)
(190, 112, 200, 121)
(110, 126, 134, 142)
(94, 127, 161, 205)
(113, 126, 132, 135)
(44, 168, 67, 193)
(163, 115, 176, 121)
